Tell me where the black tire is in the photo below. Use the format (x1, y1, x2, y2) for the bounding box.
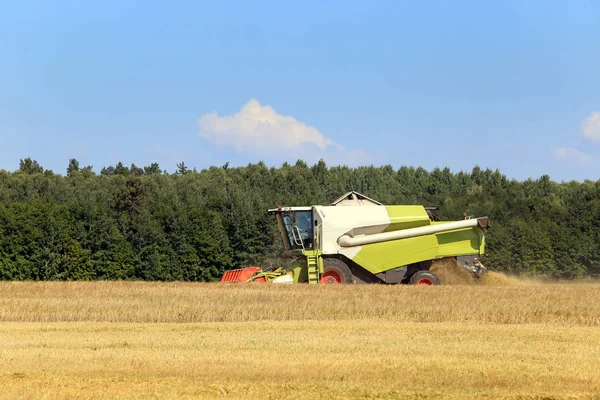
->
(321, 258, 353, 284)
(409, 270, 440, 286)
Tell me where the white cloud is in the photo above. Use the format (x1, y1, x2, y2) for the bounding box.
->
(199, 99, 334, 151)
(581, 111, 600, 142)
(552, 146, 591, 164)
(198, 99, 373, 166)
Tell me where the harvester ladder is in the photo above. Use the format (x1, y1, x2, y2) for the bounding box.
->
(306, 253, 321, 284)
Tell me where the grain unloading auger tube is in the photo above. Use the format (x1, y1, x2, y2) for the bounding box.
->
(337, 217, 489, 247)
(220, 191, 490, 285)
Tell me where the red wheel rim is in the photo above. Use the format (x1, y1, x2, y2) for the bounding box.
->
(416, 278, 434, 286)
(320, 270, 343, 284)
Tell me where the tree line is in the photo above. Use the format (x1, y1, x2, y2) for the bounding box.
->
(0, 158, 598, 281)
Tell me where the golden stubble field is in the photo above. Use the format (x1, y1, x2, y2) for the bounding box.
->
(1, 276, 600, 399)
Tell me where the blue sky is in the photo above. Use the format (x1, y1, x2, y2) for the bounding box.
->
(1, 1, 599, 181)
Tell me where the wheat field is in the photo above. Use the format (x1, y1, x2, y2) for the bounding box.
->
(2, 278, 600, 399)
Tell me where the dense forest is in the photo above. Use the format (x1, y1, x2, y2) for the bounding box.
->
(0, 158, 599, 281)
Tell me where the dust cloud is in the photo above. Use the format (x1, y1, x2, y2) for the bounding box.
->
(430, 258, 531, 286)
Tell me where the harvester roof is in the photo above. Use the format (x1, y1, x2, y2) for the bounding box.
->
(329, 191, 383, 206)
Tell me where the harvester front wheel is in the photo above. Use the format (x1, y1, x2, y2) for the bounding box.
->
(410, 271, 440, 286)
(320, 258, 352, 284)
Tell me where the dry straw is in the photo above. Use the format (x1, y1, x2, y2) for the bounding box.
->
(1, 272, 599, 326)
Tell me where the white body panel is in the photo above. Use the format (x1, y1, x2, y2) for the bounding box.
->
(314, 205, 391, 255)
(272, 274, 294, 284)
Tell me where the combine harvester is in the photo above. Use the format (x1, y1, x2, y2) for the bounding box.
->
(221, 191, 490, 285)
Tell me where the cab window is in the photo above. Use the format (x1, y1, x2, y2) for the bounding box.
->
(282, 210, 313, 250)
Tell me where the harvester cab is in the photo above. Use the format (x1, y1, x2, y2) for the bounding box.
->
(221, 191, 490, 285)
(275, 207, 315, 251)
